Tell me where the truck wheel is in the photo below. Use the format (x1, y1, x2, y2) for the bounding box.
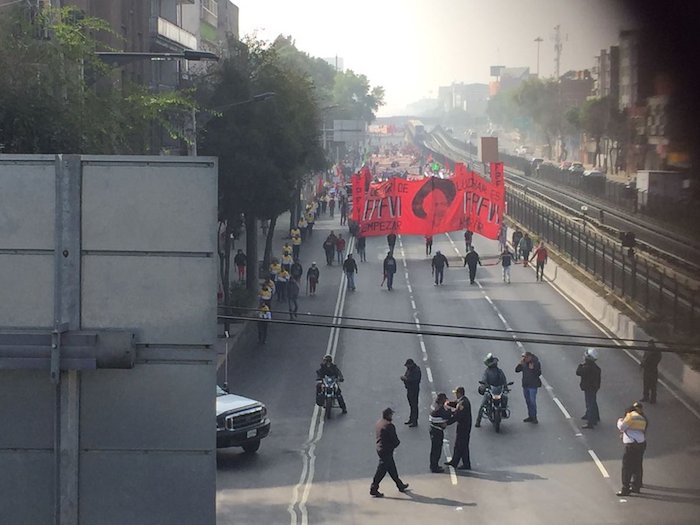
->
(242, 440, 261, 453)
(325, 397, 333, 419)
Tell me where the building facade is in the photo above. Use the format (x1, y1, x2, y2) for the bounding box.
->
(438, 82, 489, 116)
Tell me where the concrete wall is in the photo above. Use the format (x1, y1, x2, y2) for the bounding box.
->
(0, 155, 218, 524)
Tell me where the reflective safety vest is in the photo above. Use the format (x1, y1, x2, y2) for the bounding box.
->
(259, 288, 272, 301)
(292, 235, 302, 246)
(282, 245, 292, 256)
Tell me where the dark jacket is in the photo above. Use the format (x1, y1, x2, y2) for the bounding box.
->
(482, 366, 507, 387)
(641, 350, 662, 375)
(515, 357, 542, 388)
(234, 252, 247, 267)
(576, 360, 601, 391)
(512, 231, 523, 247)
(387, 233, 397, 246)
(464, 251, 481, 267)
(432, 253, 449, 269)
(375, 417, 400, 455)
(307, 266, 320, 281)
(383, 255, 397, 275)
(356, 236, 366, 249)
(447, 395, 472, 433)
(290, 262, 303, 280)
(401, 364, 421, 391)
(316, 363, 343, 381)
(287, 279, 300, 299)
(342, 258, 358, 273)
(429, 403, 453, 429)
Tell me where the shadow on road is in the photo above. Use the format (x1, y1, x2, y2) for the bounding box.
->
(634, 484, 700, 505)
(216, 450, 260, 469)
(384, 491, 476, 507)
(457, 469, 547, 483)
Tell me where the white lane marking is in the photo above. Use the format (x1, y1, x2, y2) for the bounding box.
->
(405, 272, 409, 279)
(426, 367, 434, 383)
(552, 397, 572, 419)
(484, 296, 494, 305)
(545, 270, 700, 421)
(497, 313, 507, 324)
(411, 299, 416, 309)
(419, 340, 427, 354)
(402, 259, 407, 267)
(407, 284, 412, 293)
(289, 238, 353, 525)
(443, 442, 458, 485)
(588, 449, 610, 478)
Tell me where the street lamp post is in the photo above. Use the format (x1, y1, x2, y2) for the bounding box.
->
(534, 36, 543, 77)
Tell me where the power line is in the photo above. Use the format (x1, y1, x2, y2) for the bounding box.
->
(217, 314, 696, 355)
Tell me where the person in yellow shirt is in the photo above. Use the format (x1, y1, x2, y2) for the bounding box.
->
(282, 242, 293, 257)
(258, 285, 272, 308)
(276, 269, 290, 302)
(291, 233, 302, 259)
(269, 259, 281, 281)
(281, 252, 293, 272)
(258, 304, 271, 344)
(298, 216, 307, 241)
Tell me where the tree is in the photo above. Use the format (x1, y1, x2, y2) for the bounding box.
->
(0, 5, 193, 154)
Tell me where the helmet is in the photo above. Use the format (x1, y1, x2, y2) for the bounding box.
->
(584, 348, 599, 361)
(323, 354, 333, 363)
(484, 353, 499, 367)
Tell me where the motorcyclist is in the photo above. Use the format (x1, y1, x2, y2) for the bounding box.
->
(316, 354, 347, 413)
(475, 353, 508, 427)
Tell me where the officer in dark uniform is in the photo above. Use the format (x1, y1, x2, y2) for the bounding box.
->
(429, 393, 452, 473)
(640, 339, 662, 404)
(445, 386, 472, 470)
(400, 358, 422, 426)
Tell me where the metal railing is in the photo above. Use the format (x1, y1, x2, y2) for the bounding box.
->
(507, 186, 699, 333)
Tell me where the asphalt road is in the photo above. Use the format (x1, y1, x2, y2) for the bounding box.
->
(216, 212, 700, 525)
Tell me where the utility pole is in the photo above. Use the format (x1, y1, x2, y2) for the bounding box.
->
(553, 25, 562, 79)
(534, 36, 543, 77)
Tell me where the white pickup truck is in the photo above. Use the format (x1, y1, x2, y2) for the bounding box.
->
(216, 385, 271, 453)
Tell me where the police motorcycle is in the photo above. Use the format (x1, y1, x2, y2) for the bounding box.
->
(478, 380, 514, 433)
(317, 375, 341, 419)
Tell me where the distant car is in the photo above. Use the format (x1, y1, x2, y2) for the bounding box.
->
(568, 162, 585, 174)
(583, 169, 605, 178)
(216, 385, 271, 452)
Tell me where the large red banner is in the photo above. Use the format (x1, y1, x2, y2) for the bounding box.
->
(351, 162, 504, 239)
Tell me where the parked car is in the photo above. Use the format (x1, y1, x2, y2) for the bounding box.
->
(216, 385, 271, 452)
(568, 162, 585, 174)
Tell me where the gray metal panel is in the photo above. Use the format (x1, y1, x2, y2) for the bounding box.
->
(81, 255, 217, 345)
(80, 360, 216, 450)
(0, 450, 54, 525)
(79, 450, 215, 525)
(0, 370, 55, 448)
(81, 157, 218, 253)
(0, 254, 54, 328)
(0, 157, 55, 250)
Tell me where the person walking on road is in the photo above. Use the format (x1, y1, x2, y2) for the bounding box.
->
(290, 258, 303, 283)
(431, 250, 449, 286)
(291, 230, 302, 260)
(287, 278, 300, 320)
(356, 234, 367, 262)
(329, 195, 336, 218)
(519, 233, 533, 267)
(370, 407, 410, 498)
(498, 247, 513, 284)
(323, 232, 336, 266)
(616, 402, 648, 496)
(298, 215, 307, 241)
(276, 269, 289, 302)
(464, 230, 473, 252)
(425, 235, 433, 256)
(339, 200, 348, 225)
(515, 351, 542, 423)
(387, 233, 397, 253)
(343, 253, 358, 291)
(257, 304, 271, 344)
(445, 386, 472, 470)
(336, 234, 346, 264)
(463, 246, 482, 284)
(400, 359, 421, 426)
(640, 339, 662, 404)
(530, 242, 548, 281)
(577, 348, 601, 429)
(234, 249, 247, 282)
(428, 393, 452, 473)
(512, 228, 523, 261)
(306, 262, 320, 296)
(383, 251, 398, 291)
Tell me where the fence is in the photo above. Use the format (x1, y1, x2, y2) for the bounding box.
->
(507, 187, 699, 333)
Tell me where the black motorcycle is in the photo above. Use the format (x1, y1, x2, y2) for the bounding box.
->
(478, 381, 514, 432)
(318, 375, 341, 419)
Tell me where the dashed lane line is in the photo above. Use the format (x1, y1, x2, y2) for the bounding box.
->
(588, 450, 611, 478)
(426, 367, 434, 383)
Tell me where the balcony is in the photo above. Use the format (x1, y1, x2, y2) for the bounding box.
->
(201, 0, 218, 28)
(150, 16, 197, 51)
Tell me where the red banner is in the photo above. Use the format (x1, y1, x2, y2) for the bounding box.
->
(351, 162, 504, 239)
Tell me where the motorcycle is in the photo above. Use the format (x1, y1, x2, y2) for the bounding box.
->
(478, 381, 514, 432)
(318, 375, 341, 419)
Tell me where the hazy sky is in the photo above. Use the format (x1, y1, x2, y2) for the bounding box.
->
(234, 0, 630, 116)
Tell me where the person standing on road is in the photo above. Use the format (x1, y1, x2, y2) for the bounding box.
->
(431, 250, 449, 286)
(291, 231, 302, 260)
(512, 228, 523, 261)
(276, 268, 289, 302)
(323, 233, 336, 266)
(306, 262, 320, 296)
(515, 351, 542, 424)
(498, 247, 513, 284)
(343, 253, 358, 291)
(329, 195, 336, 218)
(305, 208, 315, 237)
(445, 386, 472, 470)
(640, 339, 662, 404)
(464, 230, 473, 252)
(257, 304, 271, 344)
(356, 234, 367, 262)
(428, 393, 452, 473)
(287, 278, 300, 320)
(339, 200, 348, 226)
(519, 233, 533, 267)
(383, 251, 398, 291)
(400, 359, 421, 427)
(498, 225, 508, 252)
(387, 233, 397, 253)
(234, 249, 247, 282)
(530, 242, 548, 281)
(425, 234, 433, 256)
(336, 234, 346, 264)
(370, 407, 410, 498)
(298, 215, 307, 241)
(463, 246, 482, 284)
(290, 258, 303, 283)
(616, 402, 648, 496)
(577, 348, 601, 429)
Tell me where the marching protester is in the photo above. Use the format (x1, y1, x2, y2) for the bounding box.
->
(233, 249, 247, 282)
(425, 234, 433, 256)
(616, 402, 648, 496)
(292, 230, 302, 260)
(343, 253, 358, 291)
(370, 408, 409, 498)
(323, 232, 337, 266)
(515, 352, 542, 424)
(257, 304, 271, 344)
(276, 268, 289, 302)
(383, 251, 398, 291)
(498, 246, 513, 284)
(336, 234, 346, 264)
(306, 262, 320, 296)
(512, 228, 523, 261)
(429, 393, 452, 473)
(287, 277, 300, 320)
(431, 250, 449, 286)
(400, 359, 421, 427)
(530, 241, 548, 281)
(464, 229, 473, 252)
(387, 232, 397, 253)
(445, 386, 472, 470)
(640, 339, 662, 404)
(463, 246, 482, 285)
(339, 199, 348, 226)
(258, 282, 272, 308)
(290, 258, 303, 283)
(577, 348, 602, 429)
(356, 234, 367, 262)
(519, 233, 533, 267)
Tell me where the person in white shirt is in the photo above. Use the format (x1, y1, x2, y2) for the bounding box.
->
(616, 402, 648, 496)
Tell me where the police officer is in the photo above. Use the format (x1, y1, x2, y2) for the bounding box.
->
(445, 386, 472, 470)
(400, 358, 421, 427)
(640, 339, 662, 404)
(616, 402, 648, 496)
(429, 393, 452, 473)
